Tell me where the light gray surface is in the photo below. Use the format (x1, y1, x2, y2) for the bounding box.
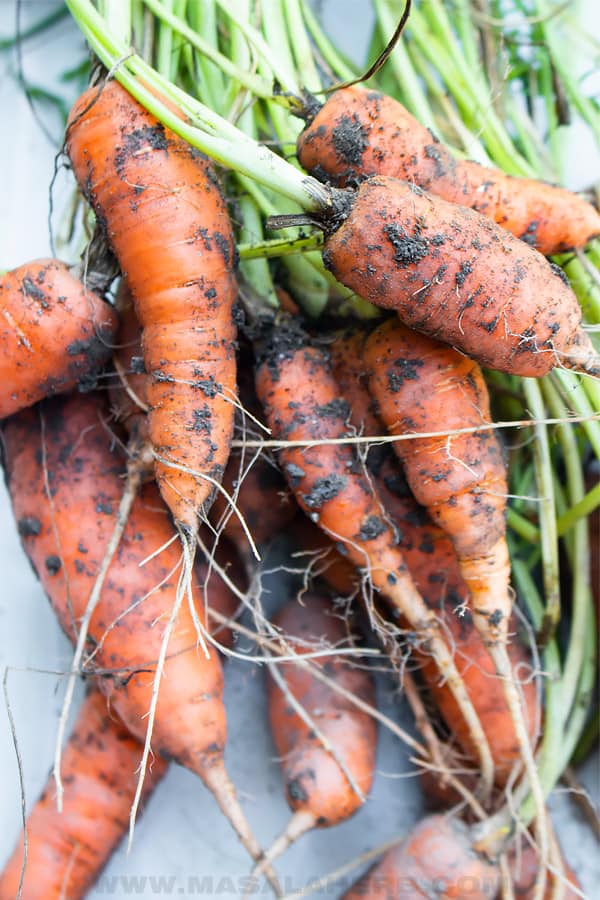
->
(0, 2, 599, 898)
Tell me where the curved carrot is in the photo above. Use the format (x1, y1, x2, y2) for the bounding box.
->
(0, 691, 166, 900)
(342, 814, 500, 899)
(364, 319, 509, 643)
(259, 593, 376, 869)
(255, 321, 497, 797)
(0, 259, 116, 419)
(1, 393, 274, 882)
(298, 86, 600, 254)
(505, 836, 582, 898)
(364, 318, 547, 863)
(67, 80, 237, 531)
(322, 176, 596, 377)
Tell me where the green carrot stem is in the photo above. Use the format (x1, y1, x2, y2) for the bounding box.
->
(66, 0, 332, 211)
(238, 233, 323, 260)
(142, 0, 273, 97)
(373, 0, 437, 132)
(522, 379, 561, 639)
(215, 0, 299, 95)
(542, 378, 593, 719)
(187, 0, 224, 111)
(284, 0, 321, 94)
(300, 0, 357, 84)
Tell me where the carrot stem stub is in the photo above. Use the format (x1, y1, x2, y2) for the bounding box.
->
(321, 176, 596, 377)
(66, 79, 238, 530)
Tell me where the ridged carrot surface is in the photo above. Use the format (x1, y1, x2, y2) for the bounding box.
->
(67, 80, 237, 529)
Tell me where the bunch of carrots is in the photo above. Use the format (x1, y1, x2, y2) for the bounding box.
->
(1, 0, 598, 897)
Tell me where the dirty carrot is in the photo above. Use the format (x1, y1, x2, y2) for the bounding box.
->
(0, 259, 117, 419)
(297, 86, 600, 255)
(341, 813, 500, 899)
(328, 331, 539, 784)
(0, 691, 166, 900)
(319, 176, 597, 377)
(1, 393, 278, 890)
(364, 318, 548, 874)
(67, 79, 237, 532)
(254, 319, 497, 798)
(256, 593, 376, 872)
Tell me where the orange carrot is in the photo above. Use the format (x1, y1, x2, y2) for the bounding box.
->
(255, 320, 497, 797)
(0, 259, 116, 419)
(298, 86, 600, 254)
(67, 80, 237, 531)
(327, 328, 539, 782)
(0, 691, 166, 900)
(364, 319, 510, 645)
(364, 318, 547, 860)
(321, 176, 596, 377)
(257, 593, 376, 870)
(1, 393, 276, 885)
(341, 814, 500, 898)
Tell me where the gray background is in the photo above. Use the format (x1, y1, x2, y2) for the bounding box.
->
(0, 2, 598, 897)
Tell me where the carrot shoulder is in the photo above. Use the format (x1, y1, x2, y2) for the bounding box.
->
(298, 86, 600, 254)
(0, 259, 116, 419)
(67, 80, 237, 530)
(0, 691, 166, 900)
(322, 176, 595, 377)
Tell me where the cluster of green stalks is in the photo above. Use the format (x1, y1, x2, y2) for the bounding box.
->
(11, 0, 598, 842)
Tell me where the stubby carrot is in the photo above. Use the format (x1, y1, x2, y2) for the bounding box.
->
(0, 259, 116, 419)
(67, 80, 237, 531)
(298, 86, 600, 255)
(0, 691, 166, 900)
(1, 393, 276, 884)
(258, 593, 376, 870)
(255, 320, 497, 797)
(321, 176, 596, 377)
(342, 814, 500, 899)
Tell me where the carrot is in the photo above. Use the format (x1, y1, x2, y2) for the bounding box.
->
(297, 86, 600, 255)
(255, 320, 497, 797)
(1, 393, 277, 888)
(304, 330, 539, 786)
(0, 259, 117, 419)
(364, 317, 548, 868)
(341, 813, 500, 899)
(67, 79, 237, 532)
(255, 593, 376, 872)
(0, 691, 166, 900)
(320, 176, 597, 377)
